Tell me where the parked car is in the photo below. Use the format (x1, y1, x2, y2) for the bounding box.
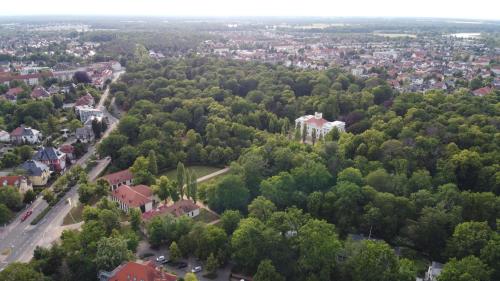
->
(177, 262, 188, 269)
(156, 256, 165, 262)
(191, 266, 202, 273)
(20, 210, 33, 222)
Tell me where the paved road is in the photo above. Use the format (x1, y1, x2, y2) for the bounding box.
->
(0, 71, 124, 271)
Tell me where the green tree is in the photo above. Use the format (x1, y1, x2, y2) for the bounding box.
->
(248, 196, 277, 222)
(177, 162, 186, 198)
(0, 262, 45, 281)
(298, 219, 341, 280)
(42, 189, 55, 204)
(254, 259, 285, 281)
(210, 175, 249, 212)
(170, 241, 182, 262)
(231, 218, 268, 272)
(348, 240, 400, 281)
(220, 210, 242, 235)
(337, 167, 365, 186)
(130, 208, 142, 232)
(130, 156, 154, 185)
(94, 236, 133, 271)
(205, 252, 220, 275)
(148, 150, 158, 176)
(152, 176, 176, 203)
(184, 272, 198, 281)
(301, 124, 308, 143)
(446, 222, 492, 259)
(0, 203, 12, 224)
(438, 256, 491, 281)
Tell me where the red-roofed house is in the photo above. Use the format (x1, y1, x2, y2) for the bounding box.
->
(472, 86, 492, 97)
(31, 86, 51, 99)
(59, 144, 76, 160)
(4, 87, 24, 101)
(0, 175, 32, 194)
(110, 184, 154, 213)
(98, 261, 177, 281)
(142, 199, 200, 220)
(75, 92, 95, 107)
(102, 169, 134, 190)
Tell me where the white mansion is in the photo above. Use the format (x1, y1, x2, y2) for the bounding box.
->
(295, 112, 346, 137)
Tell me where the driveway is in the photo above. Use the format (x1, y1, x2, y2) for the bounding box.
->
(136, 241, 231, 281)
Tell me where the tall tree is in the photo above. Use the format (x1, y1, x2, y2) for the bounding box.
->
(147, 150, 158, 176)
(438, 256, 491, 281)
(254, 259, 285, 281)
(177, 162, 186, 199)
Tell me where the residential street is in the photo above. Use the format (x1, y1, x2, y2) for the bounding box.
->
(0, 71, 124, 271)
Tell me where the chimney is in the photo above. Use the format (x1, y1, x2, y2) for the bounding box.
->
(314, 112, 323, 119)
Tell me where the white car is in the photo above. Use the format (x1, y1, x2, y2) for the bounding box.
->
(156, 256, 165, 262)
(191, 266, 202, 273)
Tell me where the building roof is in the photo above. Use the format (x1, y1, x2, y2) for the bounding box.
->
(75, 92, 95, 106)
(111, 184, 152, 208)
(142, 199, 200, 220)
(0, 175, 26, 187)
(473, 86, 492, 96)
(33, 147, 65, 161)
(20, 160, 50, 176)
(10, 125, 39, 137)
(59, 144, 75, 154)
(31, 86, 50, 99)
(305, 116, 329, 127)
(101, 261, 177, 281)
(102, 169, 134, 186)
(76, 126, 94, 138)
(5, 87, 23, 98)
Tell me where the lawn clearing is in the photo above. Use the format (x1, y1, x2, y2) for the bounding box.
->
(62, 202, 85, 225)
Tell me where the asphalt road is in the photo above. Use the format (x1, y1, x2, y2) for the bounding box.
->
(0, 70, 124, 271)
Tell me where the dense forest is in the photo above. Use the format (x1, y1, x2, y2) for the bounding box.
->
(4, 53, 499, 281)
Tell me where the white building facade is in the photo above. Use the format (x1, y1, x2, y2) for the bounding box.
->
(295, 112, 346, 137)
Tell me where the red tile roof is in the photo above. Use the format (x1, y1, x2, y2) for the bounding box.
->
(142, 199, 199, 220)
(473, 86, 492, 96)
(305, 117, 329, 127)
(59, 144, 75, 154)
(5, 87, 23, 96)
(75, 93, 95, 106)
(10, 126, 24, 137)
(112, 185, 152, 208)
(0, 176, 25, 187)
(107, 261, 177, 281)
(102, 169, 134, 186)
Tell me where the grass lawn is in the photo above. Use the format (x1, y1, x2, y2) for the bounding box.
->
(62, 202, 85, 225)
(162, 165, 221, 179)
(193, 208, 220, 224)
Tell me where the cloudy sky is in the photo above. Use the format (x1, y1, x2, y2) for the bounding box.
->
(0, 0, 498, 20)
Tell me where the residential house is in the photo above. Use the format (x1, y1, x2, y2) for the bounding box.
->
(142, 199, 200, 220)
(0, 175, 32, 194)
(102, 169, 134, 190)
(75, 126, 95, 143)
(59, 144, 76, 161)
(75, 92, 95, 107)
(295, 112, 346, 137)
(0, 130, 10, 142)
(4, 87, 23, 101)
(424, 262, 443, 281)
(20, 160, 50, 186)
(30, 86, 51, 99)
(110, 184, 154, 213)
(98, 261, 176, 281)
(47, 85, 61, 94)
(10, 125, 42, 145)
(75, 105, 103, 123)
(32, 147, 67, 172)
(472, 86, 492, 97)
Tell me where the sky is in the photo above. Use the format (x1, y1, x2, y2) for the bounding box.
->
(0, 0, 499, 20)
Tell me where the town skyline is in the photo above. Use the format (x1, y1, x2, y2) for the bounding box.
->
(0, 0, 499, 21)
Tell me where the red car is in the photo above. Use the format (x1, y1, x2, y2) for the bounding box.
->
(20, 210, 33, 222)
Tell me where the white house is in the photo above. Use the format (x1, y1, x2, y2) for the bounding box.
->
(295, 112, 345, 137)
(75, 105, 104, 123)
